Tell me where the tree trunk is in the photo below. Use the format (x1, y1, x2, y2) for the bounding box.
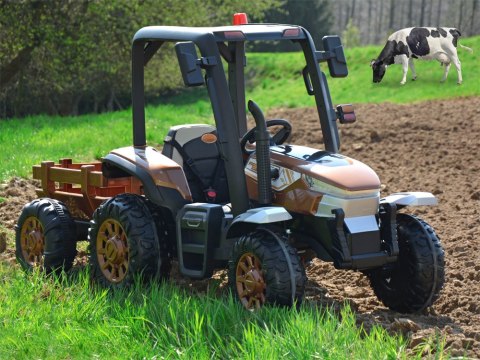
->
(0, 46, 35, 91)
(420, 0, 426, 25)
(400, 0, 406, 28)
(408, 0, 414, 26)
(338, 0, 344, 33)
(367, 0, 373, 43)
(350, 0, 356, 23)
(471, 0, 478, 35)
(437, 0, 442, 26)
(107, 89, 115, 112)
(389, 0, 395, 30)
(71, 94, 82, 116)
(428, 0, 434, 25)
(458, 0, 464, 30)
(377, 0, 384, 42)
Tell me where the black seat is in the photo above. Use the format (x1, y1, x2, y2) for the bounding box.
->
(162, 124, 229, 204)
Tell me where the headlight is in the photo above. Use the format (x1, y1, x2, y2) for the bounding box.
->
(303, 174, 380, 199)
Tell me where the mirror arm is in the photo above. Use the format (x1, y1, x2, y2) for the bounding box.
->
(196, 56, 217, 68)
(315, 50, 334, 62)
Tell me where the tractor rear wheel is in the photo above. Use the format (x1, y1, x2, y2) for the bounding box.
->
(15, 198, 77, 273)
(228, 229, 306, 310)
(88, 193, 166, 288)
(367, 214, 445, 313)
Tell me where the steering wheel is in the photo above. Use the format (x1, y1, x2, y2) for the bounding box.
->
(240, 119, 292, 155)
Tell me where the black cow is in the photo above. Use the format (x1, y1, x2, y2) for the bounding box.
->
(371, 27, 472, 85)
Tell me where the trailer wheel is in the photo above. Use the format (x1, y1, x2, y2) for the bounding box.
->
(89, 193, 162, 287)
(228, 229, 306, 310)
(15, 198, 77, 273)
(367, 214, 445, 313)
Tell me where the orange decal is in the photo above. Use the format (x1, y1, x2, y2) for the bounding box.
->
(201, 133, 217, 144)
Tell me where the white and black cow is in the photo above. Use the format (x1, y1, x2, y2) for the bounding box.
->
(371, 27, 472, 85)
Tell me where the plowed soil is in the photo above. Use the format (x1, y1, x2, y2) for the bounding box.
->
(1, 97, 479, 357)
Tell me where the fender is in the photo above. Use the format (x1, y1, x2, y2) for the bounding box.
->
(103, 146, 190, 214)
(381, 192, 437, 207)
(226, 207, 292, 238)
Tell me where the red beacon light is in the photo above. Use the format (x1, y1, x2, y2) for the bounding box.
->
(233, 13, 248, 25)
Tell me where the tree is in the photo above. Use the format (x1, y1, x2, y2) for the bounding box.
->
(251, 0, 334, 52)
(342, 19, 360, 47)
(0, 0, 280, 118)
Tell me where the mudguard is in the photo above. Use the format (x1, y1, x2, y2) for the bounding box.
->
(226, 207, 292, 238)
(381, 192, 438, 207)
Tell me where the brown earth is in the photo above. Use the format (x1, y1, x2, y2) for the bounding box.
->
(1, 97, 479, 357)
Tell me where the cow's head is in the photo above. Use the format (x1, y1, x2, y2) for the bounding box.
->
(370, 59, 386, 83)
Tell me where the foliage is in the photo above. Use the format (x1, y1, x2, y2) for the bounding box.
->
(342, 19, 361, 48)
(250, 0, 333, 52)
(0, 0, 280, 118)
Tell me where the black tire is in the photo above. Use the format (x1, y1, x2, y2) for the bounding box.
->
(146, 202, 173, 281)
(367, 214, 445, 313)
(88, 193, 164, 288)
(15, 198, 77, 273)
(228, 228, 306, 309)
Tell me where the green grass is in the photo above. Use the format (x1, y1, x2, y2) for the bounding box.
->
(0, 263, 415, 359)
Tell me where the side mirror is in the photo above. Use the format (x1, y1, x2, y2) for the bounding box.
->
(322, 36, 348, 78)
(175, 42, 204, 87)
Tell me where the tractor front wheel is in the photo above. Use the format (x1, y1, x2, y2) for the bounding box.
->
(15, 198, 77, 273)
(367, 214, 445, 313)
(228, 229, 306, 310)
(88, 194, 166, 288)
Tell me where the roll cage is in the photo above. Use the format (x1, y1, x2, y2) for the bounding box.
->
(131, 23, 347, 215)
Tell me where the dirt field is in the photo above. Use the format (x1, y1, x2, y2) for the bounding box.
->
(1, 97, 479, 357)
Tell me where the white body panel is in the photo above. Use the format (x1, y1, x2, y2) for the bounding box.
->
(381, 192, 438, 206)
(233, 207, 292, 224)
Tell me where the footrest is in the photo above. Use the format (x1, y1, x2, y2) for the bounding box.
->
(176, 203, 223, 278)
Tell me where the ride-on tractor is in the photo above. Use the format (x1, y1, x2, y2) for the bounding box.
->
(16, 13, 444, 312)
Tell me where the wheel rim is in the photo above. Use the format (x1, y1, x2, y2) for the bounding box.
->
(96, 219, 129, 283)
(20, 216, 45, 266)
(236, 252, 266, 310)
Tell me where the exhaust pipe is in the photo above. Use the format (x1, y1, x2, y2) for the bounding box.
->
(247, 100, 272, 205)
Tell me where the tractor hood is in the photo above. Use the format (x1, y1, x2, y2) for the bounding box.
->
(244, 145, 381, 217)
(270, 145, 380, 192)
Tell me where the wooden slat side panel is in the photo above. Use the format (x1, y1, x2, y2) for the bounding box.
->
(87, 171, 105, 187)
(49, 167, 82, 184)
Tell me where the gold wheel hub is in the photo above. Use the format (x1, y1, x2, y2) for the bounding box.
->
(236, 252, 266, 310)
(97, 219, 129, 283)
(20, 216, 45, 266)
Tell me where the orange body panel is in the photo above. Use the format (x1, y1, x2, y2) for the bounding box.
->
(109, 146, 192, 201)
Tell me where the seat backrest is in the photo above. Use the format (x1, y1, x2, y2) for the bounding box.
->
(162, 124, 229, 203)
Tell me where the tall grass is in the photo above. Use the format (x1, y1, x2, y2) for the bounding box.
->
(0, 263, 411, 359)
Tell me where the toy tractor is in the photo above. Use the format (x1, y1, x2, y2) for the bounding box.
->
(16, 14, 444, 313)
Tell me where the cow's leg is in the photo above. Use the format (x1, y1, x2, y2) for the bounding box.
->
(399, 56, 409, 85)
(451, 56, 462, 85)
(408, 58, 417, 81)
(443, 49, 463, 84)
(441, 62, 451, 82)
